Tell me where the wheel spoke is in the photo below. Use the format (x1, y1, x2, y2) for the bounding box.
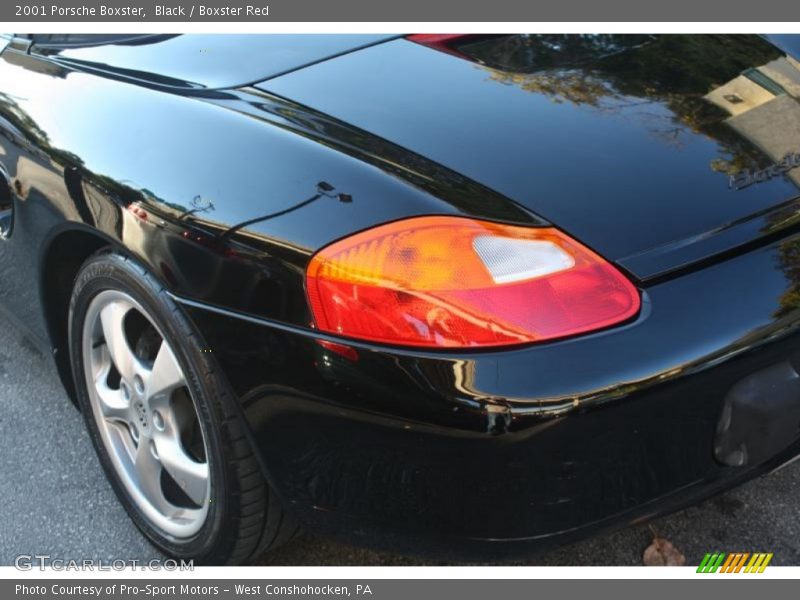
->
(147, 341, 185, 405)
(154, 430, 209, 506)
(91, 349, 131, 423)
(95, 379, 130, 423)
(133, 437, 174, 516)
(99, 300, 137, 382)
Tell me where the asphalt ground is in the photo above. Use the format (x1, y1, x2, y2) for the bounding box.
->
(0, 312, 798, 567)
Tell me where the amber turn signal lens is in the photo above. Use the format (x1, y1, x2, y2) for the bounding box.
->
(306, 216, 640, 348)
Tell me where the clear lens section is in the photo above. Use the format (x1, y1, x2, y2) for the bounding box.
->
(473, 236, 575, 284)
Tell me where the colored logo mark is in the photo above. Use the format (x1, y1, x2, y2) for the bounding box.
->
(697, 552, 773, 573)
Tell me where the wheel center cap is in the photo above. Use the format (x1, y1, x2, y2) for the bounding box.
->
(133, 400, 149, 430)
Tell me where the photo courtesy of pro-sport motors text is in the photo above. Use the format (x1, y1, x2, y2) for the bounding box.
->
(15, 583, 373, 597)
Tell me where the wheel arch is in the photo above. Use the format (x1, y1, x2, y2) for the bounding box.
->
(38, 223, 121, 405)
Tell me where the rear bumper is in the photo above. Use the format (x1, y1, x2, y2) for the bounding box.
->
(178, 232, 800, 559)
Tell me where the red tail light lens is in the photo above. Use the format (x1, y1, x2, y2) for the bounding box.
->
(306, 216, 639, 348)
(407, 34, 471, 56)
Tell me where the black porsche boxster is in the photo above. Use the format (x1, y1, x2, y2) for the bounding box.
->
(2, 33, 800, 564)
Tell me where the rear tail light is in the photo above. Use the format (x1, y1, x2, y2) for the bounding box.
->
(406, 34, 473, 58)
(406, 34, 501, 61)
(305, 216, 639, 348)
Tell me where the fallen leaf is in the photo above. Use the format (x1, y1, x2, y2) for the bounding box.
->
(643, 537, 686, 566)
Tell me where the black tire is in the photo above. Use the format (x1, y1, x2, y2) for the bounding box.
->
(68, 250, 298, 564)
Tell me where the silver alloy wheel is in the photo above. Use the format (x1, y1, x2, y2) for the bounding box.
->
(82, 289, 210, 539)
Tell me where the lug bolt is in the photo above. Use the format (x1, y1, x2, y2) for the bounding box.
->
(133, 375, 144, 396)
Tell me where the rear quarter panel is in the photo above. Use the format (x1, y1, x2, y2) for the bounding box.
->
(0, 46, 511, 343)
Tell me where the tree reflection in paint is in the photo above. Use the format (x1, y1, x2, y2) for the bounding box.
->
(457, 34, 783, 175)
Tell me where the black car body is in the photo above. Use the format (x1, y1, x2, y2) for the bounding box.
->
(2, 33, 800, 560)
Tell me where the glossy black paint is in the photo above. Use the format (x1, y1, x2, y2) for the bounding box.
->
(35, 34, 397, 90)
(262, 34, 800, 280)
(179, 228, 800, 557)
(2, 34, 800, 559)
